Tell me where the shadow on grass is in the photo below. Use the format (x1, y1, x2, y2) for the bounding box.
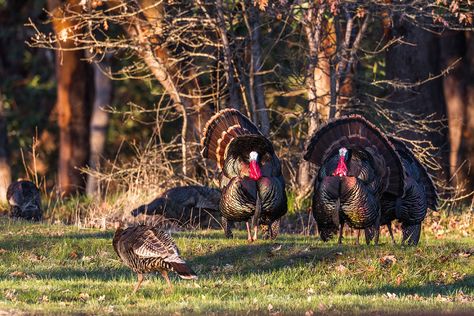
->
(358, 275, 474, 298)
(1, 266, 133, 282)
(190, 242, 347, 276)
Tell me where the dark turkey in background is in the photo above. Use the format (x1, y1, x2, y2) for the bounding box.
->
(130, 185, 221, 228)
(7, 180, 42, 221)
(201, 109, 287, 242)
(304, 116, 405, 244)
(379, 136, 438, 245)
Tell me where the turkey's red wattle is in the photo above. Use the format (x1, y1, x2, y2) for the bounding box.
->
(333, 156, 348, 177)
(249, 160, 262, 180)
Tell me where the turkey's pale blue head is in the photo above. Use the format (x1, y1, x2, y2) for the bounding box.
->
(338, 147, 348, 159)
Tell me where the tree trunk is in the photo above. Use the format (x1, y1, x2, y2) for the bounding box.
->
(247, 3, 270, 136)
(0, 95, 11, 203)
(49, 0, 92, 196)
(385, 19, 449, 179)
(464, 32, 474, 192)
(216, 0, 241, 109)
(297, 7, 334, 191)
(440, 31, 466, 186)
(86, 58, 112, 197)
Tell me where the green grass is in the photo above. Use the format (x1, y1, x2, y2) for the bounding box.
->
(0, 218, 473, 315)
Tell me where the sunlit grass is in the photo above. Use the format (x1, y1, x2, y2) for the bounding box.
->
(0, 218, 473, 315)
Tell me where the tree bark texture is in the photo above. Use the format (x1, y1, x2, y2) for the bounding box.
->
(0, 96, 11, 203)
(49, 0, 92, 196)
(441, 31, 474, 190)
(385, 19, 449, 179)
(86, 58, 112, 197)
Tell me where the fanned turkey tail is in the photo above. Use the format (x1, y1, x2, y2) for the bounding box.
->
(304, 115, 405, 197)
(201, 109, 271, 169)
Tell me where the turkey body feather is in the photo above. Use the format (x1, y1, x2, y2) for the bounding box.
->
(380, 137, 438, 245)
(113, 224, 197, 293)
(7, 180, 42, 221)
(201, 109, 287, 241)
(304, 116, 405, 244)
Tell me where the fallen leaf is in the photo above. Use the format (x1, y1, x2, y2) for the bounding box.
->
(9, 271, 27, 278)
(39, 295, 49, 303)
(268, 303, 273, 311)
(0, 248, 7, 255)
(335, 264, 347, 273)
(4, 289, 17, 301)
(98, 295, 106, 302)
(305, 310, 314, 316)
(396, 275, 402, 286)
(79, 292, 90, 301)
(380, 255, 397, 267)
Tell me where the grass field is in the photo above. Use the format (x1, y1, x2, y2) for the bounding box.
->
(0, 217, 473, 315)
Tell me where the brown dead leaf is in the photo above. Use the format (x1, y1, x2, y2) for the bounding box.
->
(4, 289, 17, 301)
(380, 255, 397, 267)
(9, 271, 27, 278)
(335, 264, 347, 273)
(305, 310, 314, 316)
(79, 292, 90, 301)
(0, 248, 7, 255)
(396, 275, 402, 286)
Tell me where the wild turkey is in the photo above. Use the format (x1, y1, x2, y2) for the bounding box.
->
(112, 223, 197, 293)
(130, 185, 221, 227)
(379, 137, 438, 245)
(201, 109, 287, 241)
(7, 180, 42, 221)
(304, 115, 404, 244)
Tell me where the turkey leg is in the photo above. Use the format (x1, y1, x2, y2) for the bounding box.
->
(387, 223, 395, 244)
(161, 270, 173, 293)
(246, 222, 253, 242)
(251, 193, 262, 241)
(133, 273, 144, 293)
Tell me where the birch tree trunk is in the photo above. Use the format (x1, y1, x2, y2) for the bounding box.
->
(86, 58, 112, 197)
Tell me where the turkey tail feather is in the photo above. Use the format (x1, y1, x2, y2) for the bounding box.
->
(388, 137, 438, 210)
(170, 262, 198, 280)
(201, 109, 263, 168)
(304, 115, 405, 197)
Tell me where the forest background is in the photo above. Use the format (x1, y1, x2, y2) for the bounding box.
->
(0, 0, 473, 224)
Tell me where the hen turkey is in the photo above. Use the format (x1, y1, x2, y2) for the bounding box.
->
(304, 115, 404, 244)
(130, 185, 221, 227)
(201, 109, 287, 241)
(7, 180, 42, 221)
(379, 137, 438, 245)
(113, 223, 197, 293)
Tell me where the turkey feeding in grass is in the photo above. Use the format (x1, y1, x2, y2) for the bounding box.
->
(379, 136, 438, 245)
(7, 180, 42, 221)
(201, 109, 287, 242)
(112, 223, 197, 293)
(304, 115, 405, 245)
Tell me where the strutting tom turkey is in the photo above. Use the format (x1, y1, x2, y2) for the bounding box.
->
(7, 180, 42, 221)
(113, 223, 197, 293)
(304, 115, 405, 244)
(201, 109, 287, 241)
(379, 137, 438, 245)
